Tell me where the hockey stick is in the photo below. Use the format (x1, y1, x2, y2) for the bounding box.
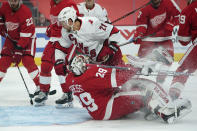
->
(86, 64, 194, 76)
(111, 2, 151, 24)
(17, 66, 34, 105)
(17, 66, 57, 98)
(119, 32, 156, 47)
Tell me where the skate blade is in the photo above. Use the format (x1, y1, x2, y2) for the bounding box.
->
(144, 113, 159, 121)
(167, 108, 192, 124)
(55, 102, 73, 109)
(34, 101, 46, 107)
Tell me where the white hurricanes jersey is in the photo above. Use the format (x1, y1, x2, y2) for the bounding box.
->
(77, 2, 109, 22)
(60, 16, 116, 61)
(56, 29, 74, 61)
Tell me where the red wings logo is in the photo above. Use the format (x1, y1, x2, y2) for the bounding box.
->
(69, 84, 84, 93)
(5, 22, 19, 31)
(150, 12, 166, 28)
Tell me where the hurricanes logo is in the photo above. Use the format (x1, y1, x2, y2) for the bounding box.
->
(5, 22, 19, 31)
(150, 12, 166, 28)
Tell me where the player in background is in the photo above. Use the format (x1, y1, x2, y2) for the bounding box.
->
(34, 0, 79, 106)
(0, 0, 40, 95)
(63, 54, 191, 123)
(169, 0, 197, 100)
(77, 0, 110, 23)
(133, 0, 181, 84)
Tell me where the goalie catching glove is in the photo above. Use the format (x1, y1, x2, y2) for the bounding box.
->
(126, 54, 163, 76)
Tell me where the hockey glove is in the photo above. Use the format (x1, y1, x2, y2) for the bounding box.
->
(97, 42, 119, 63)
(165, 20, 175, 32)
(0, 16, 7, 38)
(0, 26, 7, 38)
(133, 31, 143, 44)
(13, 51, 23, 66)
(13, 37, 31, 50)
(54, 59, 68, 76)
(133, 26, 146, 44)
(46, 25, 51, 37)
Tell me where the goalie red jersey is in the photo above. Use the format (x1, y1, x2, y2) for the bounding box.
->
(49, 0, 79, 38)
(65, 66, 143, 120)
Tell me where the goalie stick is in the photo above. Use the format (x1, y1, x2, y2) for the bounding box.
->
(86, 64, 194, 76)
(111, 1, 151, 24)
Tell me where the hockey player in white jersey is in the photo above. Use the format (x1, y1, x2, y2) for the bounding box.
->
(57, 7, 124, 66)
(77, 0, 110, 23)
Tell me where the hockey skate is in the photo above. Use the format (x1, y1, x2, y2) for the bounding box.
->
(55, 92, 73, 109)
(34, 91, 48, 107)
(154, 98, 192, 124)
(144, 111, 159, 121)
(33, 86, 40, 96)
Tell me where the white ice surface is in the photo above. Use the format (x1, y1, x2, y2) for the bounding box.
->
(0, 63, 197, 131)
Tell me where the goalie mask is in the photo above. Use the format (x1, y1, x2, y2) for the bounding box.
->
(58, 7, 77, 30)
(70, 55, 90, 76)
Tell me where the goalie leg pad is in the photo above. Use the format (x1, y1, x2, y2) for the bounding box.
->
(154, 98, 192, 124)
(146, 84, 192, 123)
